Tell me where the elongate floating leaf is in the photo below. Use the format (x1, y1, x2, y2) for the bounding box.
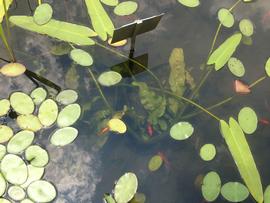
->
(228, 57, 245, 77)
(264, 185, 270, 203)
(33, 3, 53, 25)
(17, 114, 43, 132)
(265, 57, 270, 77)
(30, 87, 47, 105)
(50, 127, 78, 146)
(170, 121, 194, 140)
(207, 33, 242, 70)
(8, 185, 26, 201)
(201, 171, 221, 202)
(98, 71, 122, 86)
(0, 144, 6, 160)
(148, 155, 163, 171)
(238, 107, 258, 134)
(38, 99, 58, 127)
(70, 49, 93, 66)
(177, 0, 200, 7)
(108, 118, 127, 134)
(200, 144, 216, 161)
(114, 1, 138, 16)
(7, 130, 34, 154)
(221, 182, 249, 202)
(10, 92, 34, 115)
(25, 145, 49, 167)
(0, 99, 10, 116)
(0, 0, 13, 23)
(56, 89, 78, 105)
(57, 103, 81, 127)
(0, 63, 26, 77)
(218, 8, 235, 28)
(27, 180, 56, 203)
(239, 19, 254, 37)
(0, 173, 6, 197)
(21, 165, 45, 188)
(114, 172, 138, 203)
(101, 0, 119, 6)
(0, 125, 13, 143)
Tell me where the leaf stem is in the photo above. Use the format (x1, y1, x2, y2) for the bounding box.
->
(249, 75, 266, 88)
(0, 24, 15, 62)
(38, 0, 41, 5)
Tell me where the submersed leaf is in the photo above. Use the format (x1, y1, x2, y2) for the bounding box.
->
(50, 127, 78, 146)
(101, 0, 119, 6)
(50, 42, 72, 56)
(10, 92, 34, 115)
(0, 173, 6, 197)
(238, 107, 258, 134)
(177, 0, 200, 7)
(227, 57, 245, 77)
(199, 144, 216, 161)
(0, 125, 13, 143)
(148, 155, 163, 171)
(56, 89, 78, 105)
(85, 0, 115, 41)
(221, 182, 249, 202)
(201, 171, 221, 202)
(8, 185, 26, 201)
(30, 87, 47, 105)
(114, 172, 138, 203)
(219, 119, 263, 203)
(57, 103, 81, 127)
(265, 57, 270, 77)
(0, 0, 13, 23)
(98, 71, 122, 86)
(7, 130, 34, 154)
(25, 145, 49, 167)
(33, 3, 53, 25)
(114, 1, 138, 16)
(218, 8, 234, 28)
(0, 99, 10, 116)
(70, 49, 93, 66)
(17, 114, 43, 132)
(38, 99, 58, 127)
(27, 180, 56, 203)
(207, 33, 242, 70)
(0, 63, 26, 77)
(9, 16, 96, 45)
(170, 121, 194, 140)
(239, 19, 254, 37)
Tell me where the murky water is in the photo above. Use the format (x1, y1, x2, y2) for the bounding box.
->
(1, 0, 270, 202)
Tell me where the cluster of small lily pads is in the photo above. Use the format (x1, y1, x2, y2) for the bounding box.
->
(0, 88, 82, 202)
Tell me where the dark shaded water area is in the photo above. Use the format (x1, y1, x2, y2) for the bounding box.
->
(1, 0, 270, 202)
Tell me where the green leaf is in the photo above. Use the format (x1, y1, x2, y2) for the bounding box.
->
(10, 92, 34, 115)
(201, 171, 221, 202)
(199, 144, 216, 161)
(239, 19, 254, 37)
(38, 99, 58, 127)
(27, 180, 56, 203)
(0, 173, 6, 197)
(227, 57, 245, 77)
(56, 89, 78, 105)
(207, 33, 242, 70)
(0, 99, 10, 116)
(264, 185, 270, 203)
(218, 8, 234, 28)
(50, 127, 78, 146)
(98, 71, 122, 86)
(33, 3, 53, 25)
(8, 185, 25, 201)
(57, 103, 81, 127)
(265, 57, 270, 77)
(177, 0, 200, 7)
(17, 114, 43, 132)
(9, 16, 96, 45)
(219, 118, 263, 203)
(221, 182, 249, 202)
(114, 1, 138, 16)
(103, 194, 116, 203)
(148, 155, 163, 171)
(85, 0, 115, 41)
(70, 49, 93, 66)
(7, 130, 34, 154)
(170, 121, 194, 140)
(0, 0, 13, 23)
(238, 107, 258, 134)
(101, 0, 119, 6)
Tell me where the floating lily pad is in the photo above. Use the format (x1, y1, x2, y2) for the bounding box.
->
(27, 180, 56, 203)
(200, 144, 216, 161)
(70, 49, 93, 66)
(114, 1, 138, 16)
(25, 145, 49, 167)
(0, 99, 10, 116)
(0, 63, 26, 77)
(10, 92, 35, 115)
(20, 199, 34, 203)
(0, 199, 11, 203)
(0, 125, 13, 143)
(177, 0, 200, 7)
(201, 171, 221, 202)
(239, 19, 254, 37)
(108, 38, 127, 47)
(0, 144, 6, 160)
(264, 185, 270, 203)
(0, 154, 28, 185)
(221, 182, 249, 202)
(50, 127, 78, 146)
(56, 89, 78, 105)
(7, 130, 34, 154)
(8, 185, 26, 201)
(265, 57, 270, 77)
(238, 107, 258, 134)
(170, 122, 194, 140)
(114, 172, 138, 203)
(57, 103, 81, 127)
(218, 8, 234, 28)
(101, 0, 119, 6)
(108, 118, 127, 134)
(148, 155, 163, 171)
(228, 57, 245, 77)
(21, 165, 45, 188)
(30, 87, 47, 105)
(0, 173, 6, 196)
(38, 99, 58, 127)
(33, 3, 53, 25)
(98, 71, 122, 86)
(17, 114, 43, 132)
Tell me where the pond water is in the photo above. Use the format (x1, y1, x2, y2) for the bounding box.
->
(1, 0, 270, 202)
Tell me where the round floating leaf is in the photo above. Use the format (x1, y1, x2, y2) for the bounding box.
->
(30, 87, 47, 105)
(265, 57, 270, 77)
(221, 182, 249, 202)
(239, 19, 254, 37)
(101, 0, 119, 6)
(201, 171, 221, 202)
(0, 154, 28, 185)
(57, 103, 81, 127)
(200, 144, 216, 161)
(0, 199, 11, 203)
(8, 185, 26, 201)
(27, 180, 56, 203)
(33, 3, 53, 25)
(0, 99, 10, 116)
(21, 165, 45, 188)
(0, 173, 6, 196)
(108, 38, 127, 47)
(0, 144, 6, 160)
(70, 49, 93, 66)
(25, 145, 49, 167)
(114, 172, 138, 203)
(108, 118, 127, 134)
(56, 89, 78, 105)
(148, 155, 163, 171)
(10, 92, 34, 115)
(21, 199, 34, 203)
(0, 63, 26, 77)
(238, 107, 258, 134)
(17, 114, 43, 132)
(218, 8, 235, 28)
(264, 185, 270, 203)
(170, 121, 194, 140)
(227, 57, 245, 77)
(7, 130, 34, 154)
(0, 125, 13, 143)
(38, 99, 58, 127)
(177, 0, 200, 7)
(98, 71, 122, 86)
(50, 127, 78, 146)
(114, 1, 138, 16)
